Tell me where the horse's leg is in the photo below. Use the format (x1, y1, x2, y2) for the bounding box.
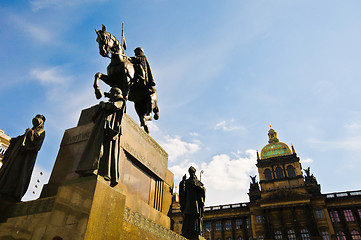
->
(94, 72, 103, 99)
(94, 72, 116, 99)
(151, 92, 159, 120)
(134, 101, 149, 133)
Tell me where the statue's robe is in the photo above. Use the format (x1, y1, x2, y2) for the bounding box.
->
(179, 176, 206, 239)
(76, 98, 125, 187)
(130, 55, 156, 90)
(0, 128, 45, 202)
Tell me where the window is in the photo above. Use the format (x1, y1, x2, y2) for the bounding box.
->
(344, 209, 354, 221)
(275, 230, 283, 240)
(351, 230, 361, 240)
(225, 220, 232, 230)
(300, 229, 310, 240)
(329, 210, 340, 222)
(315, 210, 323, 219)
(287, 165, 296, 177)
(237, 237, 243, 240)
(358, 209, 361, 219)
(256, 216, 262, 223)
(264, 169, 272, 181)
(258, 235, 264, 240)
(227, 238, 232, 240)
(246, 218, 251, 229)
(275, 167, 284, 179)
(0, 144, 7, 156)
(321, 231, 330, 240)
(336, 231, 346, 240)
(216, 221, 222, 231)
(235, 219, 242, 229)
(205, 222, 212, 231)
(287, 230, 296, 240)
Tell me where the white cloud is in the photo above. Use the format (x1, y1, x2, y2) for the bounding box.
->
(345, 122, 361, 130)
(28, 66, 97, 131)
(171, 149, 258, 205)
(300, 157, 313, 164)
(148, 122, 160, 133)
(190, 132, 200, 137)
(160, 135, 201, 162)
(170, 160, 200, 183)
(215, 119, 245, 132)
(30, 67, 71, 85)
(201, 150, 257, 191)
(10, 14, 54, 43)
(309, 137, 361, 151)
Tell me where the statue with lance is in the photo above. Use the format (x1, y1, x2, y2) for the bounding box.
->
(93, 23, 159, 133)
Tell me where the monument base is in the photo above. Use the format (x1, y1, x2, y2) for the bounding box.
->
(0, 106, 183, 239)
(0, 176, 186, 240)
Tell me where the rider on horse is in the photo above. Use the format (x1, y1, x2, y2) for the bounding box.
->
(129, 47, 156, 94)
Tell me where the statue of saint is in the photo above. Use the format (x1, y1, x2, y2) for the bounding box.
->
(179, 166, 206, 240)
(0, 114, 46, 202)
(76, 87, 126, 187)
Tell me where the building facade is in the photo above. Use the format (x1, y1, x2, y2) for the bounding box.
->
(172, 128, 361, 240)
(0, 129, 10, 168)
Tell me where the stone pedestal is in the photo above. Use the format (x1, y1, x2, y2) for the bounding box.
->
(0, 106, 185, 240)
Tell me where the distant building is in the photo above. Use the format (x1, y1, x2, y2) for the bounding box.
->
(172, 127, 361, 240)
(0, 129, 10, 168)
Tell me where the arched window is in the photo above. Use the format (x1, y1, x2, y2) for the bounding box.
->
(275, 230, 283, 240)
(351, 230, 361, 240)
(286, 165, 296, 177)
(300, 229, 310, 240)
(275, 167, 284, 179)
(336, 231, 346, 240)
(237, 237, 243, 240)
(288, 230, 296, 240)
(264, 169, 272, 181)
(226, 238, 232, 240)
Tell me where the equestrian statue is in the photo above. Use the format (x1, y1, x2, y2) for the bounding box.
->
(93, 24, 159, 133)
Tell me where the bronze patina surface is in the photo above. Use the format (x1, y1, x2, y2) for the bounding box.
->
(179, 166, 206, 240)
(0, 114, 46, 202)
(93, 24, 159, 133)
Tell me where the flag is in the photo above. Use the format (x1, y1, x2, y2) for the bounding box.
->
(122, 22, 127, 50)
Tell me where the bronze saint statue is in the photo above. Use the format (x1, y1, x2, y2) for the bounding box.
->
(93, 24, 159, 133)
(0, 114, 46, 202)
(179, 166, 206, 240)
(76, 87, 126, 187)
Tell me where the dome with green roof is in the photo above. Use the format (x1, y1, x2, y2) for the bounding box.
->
(260, 127, 292, 160)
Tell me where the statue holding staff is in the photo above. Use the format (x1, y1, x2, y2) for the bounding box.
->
(179, 166, 206, 240)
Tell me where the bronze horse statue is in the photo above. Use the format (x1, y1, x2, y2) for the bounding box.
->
(93, 25, 159, 133)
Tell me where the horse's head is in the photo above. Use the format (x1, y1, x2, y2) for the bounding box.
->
(95, 25, 121, 58)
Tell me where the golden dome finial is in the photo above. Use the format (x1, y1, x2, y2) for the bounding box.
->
(268, 126, 278, 143)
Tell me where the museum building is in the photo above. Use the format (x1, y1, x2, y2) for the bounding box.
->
(0, 129, 10, 168)
(172, 128, 361, 240)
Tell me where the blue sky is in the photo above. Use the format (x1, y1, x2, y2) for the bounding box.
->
(1, 1, 361, 205)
